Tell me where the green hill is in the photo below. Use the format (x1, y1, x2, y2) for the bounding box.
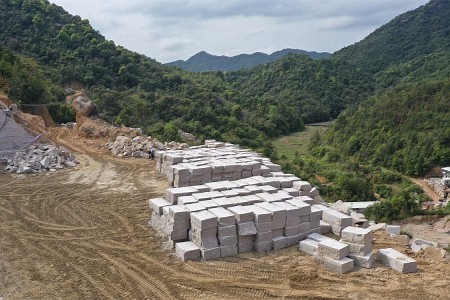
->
(332, 0, 449, 74)
(314, 0, 450, 176)
(166, 49, 331, 72)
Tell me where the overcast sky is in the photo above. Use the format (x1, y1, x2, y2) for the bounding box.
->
(49, 0, 429, 63)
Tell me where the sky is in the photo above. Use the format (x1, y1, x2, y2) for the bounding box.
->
(49, 0, 429, 63)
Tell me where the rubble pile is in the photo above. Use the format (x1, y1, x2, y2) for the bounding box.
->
(5, 144, 77, 174)
(105, 135, 189, 158)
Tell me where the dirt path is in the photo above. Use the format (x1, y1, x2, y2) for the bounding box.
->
(1, 128, 449, 299)
(410, 178, 442, 203)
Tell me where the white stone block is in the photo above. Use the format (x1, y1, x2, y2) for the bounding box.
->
(320, 221, 332, 234)
(313, 253, 354, 273)
(148, 198, 171, 215)
(177, 196, 198, 205)
(299, 239, 319, 255)
(209, 206, 236, 226)
(272, 228, 284, 238)
(287, 235, 301, 246)
(238, 235, 254, 244)
(214, 197, 235, 208)
(286, 199, 311, 216)
(341, 226, 373, 245)
(185, 202, 206, 212)
(378, 248, 417, 273)
(307, 233, 336, 243)
(192, 235, 219, 249)
(227, 205, 253, 223)
(191, 226, 217, 238)
(322, 210, 353, 228)
(176, 241, 201, 261)
(255, 222, 272, 233)
(349, 252, 375, 268)
(191, 210, 218, 229)
(318, 239, 349, 260)
(386, 225, 401, 235)
(247, 205, 272, 223)
(273, 201, 300, 219)
(254, 232, 272, 243)
(292, 181, 312, 192)
(169, 205, 190, 222)
(166, 187, 198, 204)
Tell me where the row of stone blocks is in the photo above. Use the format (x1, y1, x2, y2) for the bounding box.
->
(155, 145, 283, 187)
(299, 228, 417, 273)
(149, 177, 328, 261)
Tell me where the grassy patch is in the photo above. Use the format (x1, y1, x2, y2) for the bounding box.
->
(272, 122, 331, 160)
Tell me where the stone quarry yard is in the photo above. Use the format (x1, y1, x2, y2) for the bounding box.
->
(1, 128, 450, 299)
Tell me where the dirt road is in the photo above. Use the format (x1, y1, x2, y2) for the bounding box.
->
(1, 128, 449, 299)
(410, 178, 442, 203)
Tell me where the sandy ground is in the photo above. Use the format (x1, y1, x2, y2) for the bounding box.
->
(1, 128, 450, 300)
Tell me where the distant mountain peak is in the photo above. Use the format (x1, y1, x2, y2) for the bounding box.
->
(166, 49, 331, 72)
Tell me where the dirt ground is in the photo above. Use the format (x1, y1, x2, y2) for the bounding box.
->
(1, 128, 450, 300)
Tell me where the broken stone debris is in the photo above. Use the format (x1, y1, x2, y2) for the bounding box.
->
(4, 144, 77, 174)
(105, 134, 189, 158)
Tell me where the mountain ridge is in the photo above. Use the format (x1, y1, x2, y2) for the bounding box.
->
(166, 49, 331, 72)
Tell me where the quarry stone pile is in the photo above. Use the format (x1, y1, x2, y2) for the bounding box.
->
(4, 144, 77, 174)
(105, 135, 189, 158)
(149, 140, 418, 273)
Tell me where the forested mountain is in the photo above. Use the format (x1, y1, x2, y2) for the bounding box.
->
(314, 0, 450, 176)
(332, 0, 449, 74)
(166, 49, 331, 72)
(0, 0, 363, 153)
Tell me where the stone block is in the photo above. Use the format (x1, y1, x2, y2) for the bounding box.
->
(244, 185, 263, 194)
(148, 198, 171, 215)
(284, 225, 301, 237)
(218, 225, 237, 236)
(272, 228, 284, 238)
(255, 202, 286, 223)
(254, 241, 272, 253)
(286, 199, 312, 217)
(259, 185, 278, 194)
(313, 253, 354, 273)
(272, 236, 288, 250)
(385, 225, 401, 235)
(218, 235, 238, 246)
(292, 181, 312, 192)
(307, 233, 336, 243)
(170, 229, 189, 241)
(237, 222, 257, 236)
(209, 207, 236, 226)
(238, 242, 254, 253)
(201, 247, 221, 260)
(349, 252, 375, 268)
(378, 248, 417, 273)
(309, 187, 319, 197)
(273, 201, 300, 219)
(247, 205, 272, 223)
(220, 245, 238, 257)
(318, 239, 349, 260)
(214, 197, 235, 208)
(185, 202, 206, 212)
(166, 187, 198, 204)
(299, 239, 319, 255)
(175, 241, 201, 261)
(255, 222, 272, 233)
(254, 232, 272, 243)
(341, 227, 373, 245)
(177, 196, 198, 205)
(191, 210, 218, 229)
(343, 241, 373, 256)
(283, 188, 300, 197)
(169, 205, 190, 222)
(320, 221, 332, 234)
(227, 205, 253, 223)
(322, 210, 353, 228)
(191, 226, 217, 238)
(192, 235, 219, 249)
(287, 235, 301, 246)
(238, 235, 254, 244)
(309, 219, 320, 230)
(200, 199, 219, 209)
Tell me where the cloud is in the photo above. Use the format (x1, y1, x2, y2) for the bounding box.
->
(50, 0, 430, 62)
